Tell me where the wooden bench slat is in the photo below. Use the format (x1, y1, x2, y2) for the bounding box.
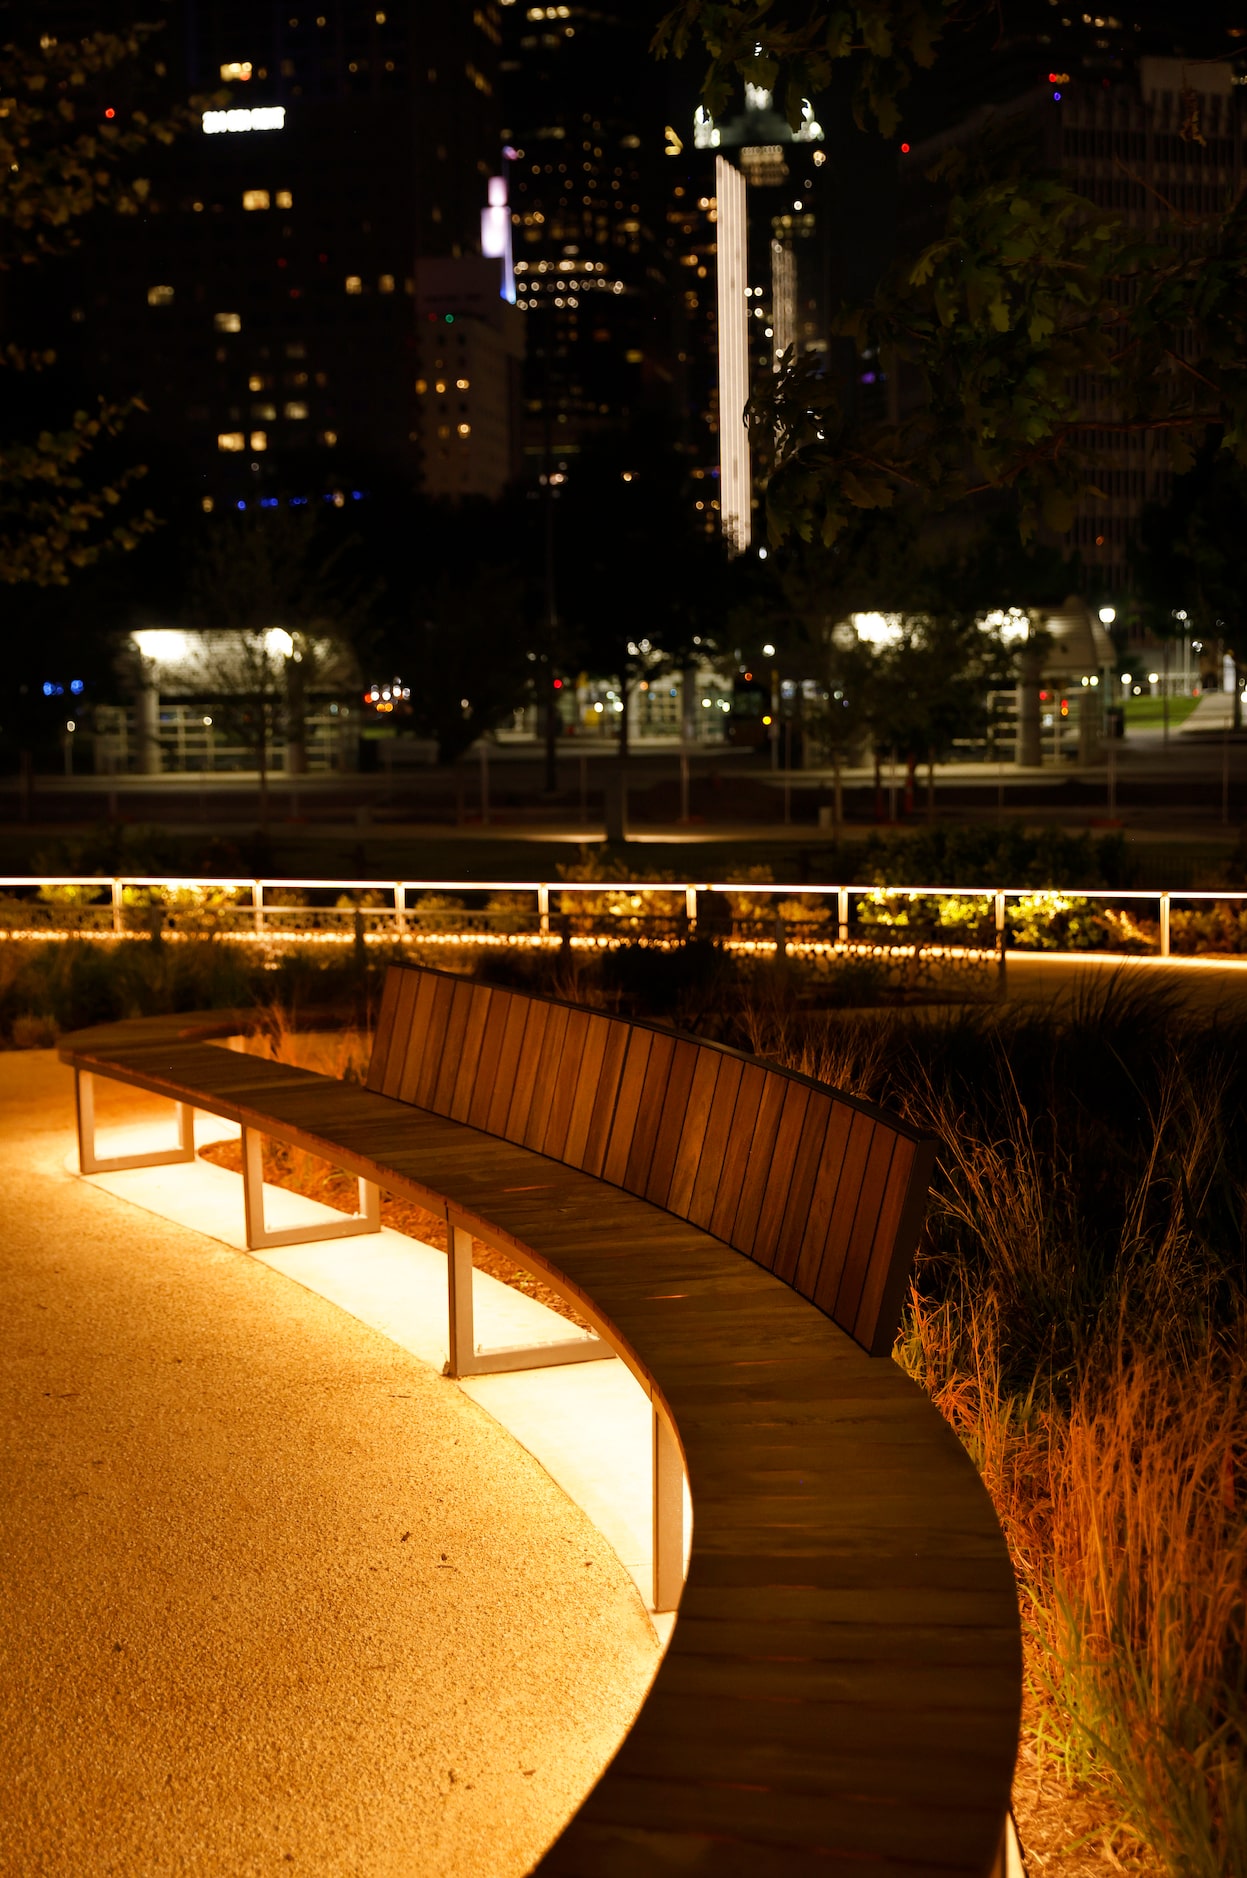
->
(524, 1001, 570, 1152)
(643, 1037, 701, 1210)
(602, 1025, 653, 1186)
(663, 1044, 721, 1219)
(380, 966, 420, 1097)
(791, 1099, 854, 1301)
(624, 1030, 676, 1195)
(469, 984, 513, 1130)
(750, 1080, 813, 1271)
(448, 981, 491, 1122)
(433, 976, 474, 1115)
(686, 1053, 741, 1233)
(732, 1070, 794, 1259)
(486, 993, 530, 1135)
(834, 1124, 900, 1335)
(416, 975, 460, 1110)
(562, 1011, 611, 1169)
(770, 1091, 832, 1287)
(810, 1110, 878, 1318)
(540, 1005, 589, 1160)
(395, 972, 437, 1104)
(708, 1061, 765, 1242)
(854, 1136, 933, 1357)
(502, 998, 550, 1142)
(364, 965, 403, 1094)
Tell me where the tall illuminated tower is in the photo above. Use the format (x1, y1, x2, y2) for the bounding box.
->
(697, 86, 826, 553)
(714, 156, 751, 553)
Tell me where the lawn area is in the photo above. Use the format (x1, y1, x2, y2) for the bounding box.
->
(1122, 694, 1201, 729)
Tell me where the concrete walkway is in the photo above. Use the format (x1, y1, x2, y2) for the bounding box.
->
(0, 1054, 658, 1878)
(1176, 689, 1239, 733)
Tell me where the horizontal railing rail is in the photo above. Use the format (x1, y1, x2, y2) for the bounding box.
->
(1, 874, 1246, 962)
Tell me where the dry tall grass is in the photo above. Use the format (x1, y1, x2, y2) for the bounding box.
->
(746, 989, 1247, 1877)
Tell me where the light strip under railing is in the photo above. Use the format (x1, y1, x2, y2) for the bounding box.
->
(2, 877, 1246, 964)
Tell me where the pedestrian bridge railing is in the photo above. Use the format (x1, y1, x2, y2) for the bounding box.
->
(1, 875, 1246, 963)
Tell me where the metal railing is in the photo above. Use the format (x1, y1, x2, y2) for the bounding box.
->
(2, 875, 1246, 963)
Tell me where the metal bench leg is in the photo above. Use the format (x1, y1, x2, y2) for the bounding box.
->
(444, 1213, 614, 1379)
(75, 1069, 196, 1175)
(240, 1124, 382, 1251)
(653, 1405, 684, 1613)
(447, 1221, 476, 1379)
(988, 1810, 1026, 1878)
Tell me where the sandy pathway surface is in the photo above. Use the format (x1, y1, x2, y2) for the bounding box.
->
(0, 1053, 658, 1878)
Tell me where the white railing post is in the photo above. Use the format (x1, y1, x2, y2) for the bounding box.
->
(1159, 892, 1170, 958)
(653, 1404, 684, 1613)
(394, 881, 407, 938)
(995, 890, 1007, 973)
(538, 883, 550, 936)
(837, 886, 849, 947)
(111, 878, 123, 935)
(685, 884, 697, 929)
(253, 880, 264, 939)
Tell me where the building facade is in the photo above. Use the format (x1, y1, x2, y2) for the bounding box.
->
(497, 2, 677, 470)
(900, 10, 1246, 594)
(50, 0, 519, 507)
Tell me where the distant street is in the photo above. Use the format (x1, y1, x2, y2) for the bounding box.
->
(3, 721, 1244, 851)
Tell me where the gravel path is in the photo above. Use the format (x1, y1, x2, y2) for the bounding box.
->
(0, 1053, 658, 1878)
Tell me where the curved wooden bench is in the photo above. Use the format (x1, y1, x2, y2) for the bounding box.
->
(59, 967, 1022, 1876)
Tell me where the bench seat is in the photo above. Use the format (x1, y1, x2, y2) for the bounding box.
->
(59, 1006, 1021, 1876)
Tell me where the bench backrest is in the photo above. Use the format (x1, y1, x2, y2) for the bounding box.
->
(367, 964, 936, 1355)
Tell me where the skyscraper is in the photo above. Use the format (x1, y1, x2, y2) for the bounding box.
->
(498, 2, 674, 469)
(54, 1, 517, 506)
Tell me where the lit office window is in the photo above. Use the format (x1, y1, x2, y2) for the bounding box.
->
(220, 61, 252, 81)
(455, 376, 470, 389)
(319, 430, 338, 447)
(378, 273, 395, 293)
(344, 276, 363, 294)
(217, 432, 246, 452)
(275, 189, 293, 208)
(242, 189, 271, 210)
(214, 312, 242, 332)
(252, 403, 277, 420)
(284, 401, 309, 420)
(147, 284, 175, 306)
(457, 422, 471, 437)
(250, 430, 268, 451)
